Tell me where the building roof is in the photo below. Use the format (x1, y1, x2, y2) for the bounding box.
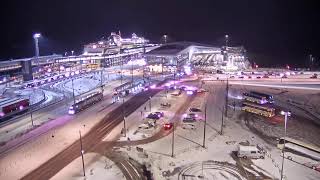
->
(145, 41, 217, 56)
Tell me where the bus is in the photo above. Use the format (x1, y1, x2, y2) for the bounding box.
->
(250, 91, 274, 103)
(0, 97, 30, 119)
(243, 93, 268, 104)
(86, 63, 99, 70)
(277, 137, 320, 161)
(241, 101, 275, 117)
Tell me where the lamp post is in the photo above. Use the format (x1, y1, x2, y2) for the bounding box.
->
(71, 78, 75, 105)
(71, 50, 74, 56)
(33, 33, 41, 80)
(202, 100, 207, 148)
(225, 34, 229, 47)
(149, 96, 152, 112)
(280, 110, 291, 180)
(123, 116, 127, 137)
(79, 130, 86, 177)
(163, 34, 168, 44)
(29, 94, 34, 127)
(171, 123, 175, 158)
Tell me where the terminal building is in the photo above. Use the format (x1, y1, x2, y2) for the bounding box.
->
(144, 42, 251, 73)
(0, 37, 250, 83)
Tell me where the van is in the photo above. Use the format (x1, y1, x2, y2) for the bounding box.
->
(237, 145, 264, 159)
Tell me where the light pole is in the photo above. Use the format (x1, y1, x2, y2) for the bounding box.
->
(221, 106, 224, 135)
(71, 50, 74, 56)
(225, 77, 229, 117)
(149, 96, 152, 112)
(280, 110, 291, 180)
(33, 33, 41, 80)
(123, 116, 127, 137)
(71, 78, 76, 105)
(163, 34, 168, 44)
(29, 94, 34, 127)
(171, 123, 175, 158)
(225, 34, 229, 47)
(100, 68, 104, 93)
(202, 100, 207, 148)
(79, 130, 86, 177)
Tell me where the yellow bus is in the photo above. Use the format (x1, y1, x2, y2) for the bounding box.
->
(241, 101, 275, 117)
(86, 63, 99, 70)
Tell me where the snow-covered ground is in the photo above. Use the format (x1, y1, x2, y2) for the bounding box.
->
(0, 83, 126, 179)
(100, 81, 320, 180)
(52, 153, 125, 180)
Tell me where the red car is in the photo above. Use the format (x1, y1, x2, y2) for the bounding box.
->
(163, 123, 173, 130)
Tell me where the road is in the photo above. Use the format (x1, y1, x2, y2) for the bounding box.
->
(21, 88, 162, 180)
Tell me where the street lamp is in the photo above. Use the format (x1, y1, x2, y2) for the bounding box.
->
(33, 33, 41, 80)
(71, 50, 74, 56)
(163, 34, 168, 44)
(280, 110, 291, 180)
(225, 34, 229, 47)
(79, 130, 86, 177)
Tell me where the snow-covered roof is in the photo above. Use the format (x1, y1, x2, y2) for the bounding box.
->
(145, 41, 217, 56)
(238, 145, 259, 152)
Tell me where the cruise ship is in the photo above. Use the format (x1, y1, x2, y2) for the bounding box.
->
(83, 32, 150, 56)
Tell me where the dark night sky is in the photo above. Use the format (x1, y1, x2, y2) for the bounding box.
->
(1, 0, 319, 67)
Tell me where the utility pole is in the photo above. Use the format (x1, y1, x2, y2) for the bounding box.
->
(131, 59, 134, 84)
(225, 34, 229, 47)
(123, 116, 127, 137)
(221, 106, 224, 135)
(79, 130, 86, 177)
(162, 58, 164, 80)
(202, 101, 207, 148)
(71, 78, 75, 105)
(280, 111, 290, 180)
(100, 68, 104, 93)
(171, 123, 175, 157)
(29, 94, 34, 127)
(224, 78, 229, 117)
(33, 33, 41, 80)
(149, 96, 152, 112)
